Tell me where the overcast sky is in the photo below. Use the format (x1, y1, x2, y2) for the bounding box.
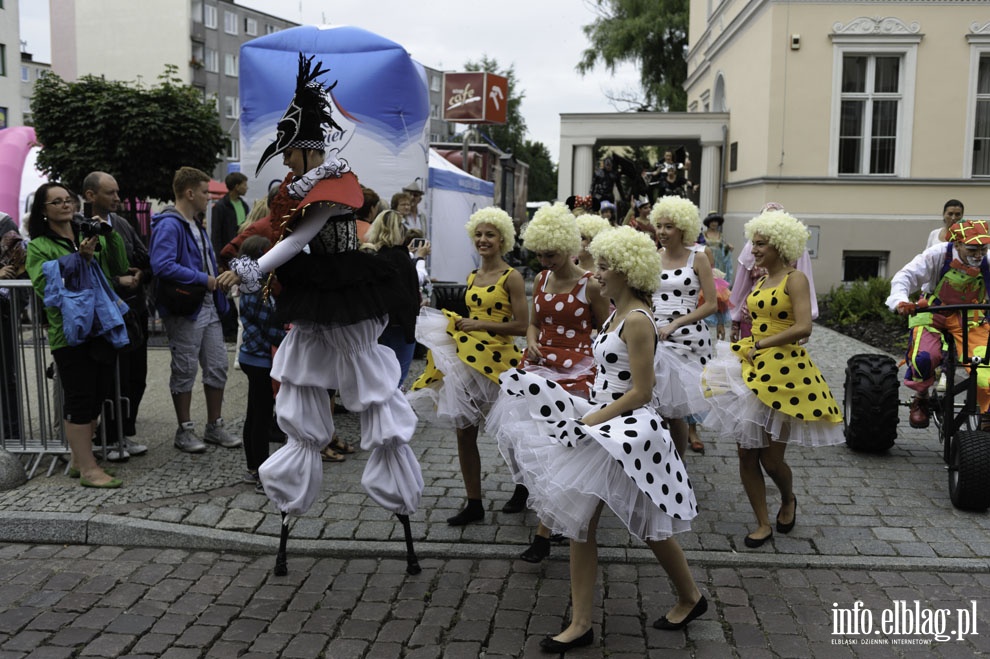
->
(18, 0, 642, 161)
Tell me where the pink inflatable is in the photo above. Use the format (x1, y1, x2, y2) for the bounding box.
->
(0, 126, 41, 223)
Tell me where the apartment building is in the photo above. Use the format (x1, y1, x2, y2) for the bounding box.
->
(0, 0, 22, 127)
(50, 0, 296, 179)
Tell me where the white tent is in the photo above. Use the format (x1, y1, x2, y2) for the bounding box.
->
(427, 149, 494, 282)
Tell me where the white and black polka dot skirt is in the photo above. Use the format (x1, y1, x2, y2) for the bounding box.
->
(701, 343, 845, 448)
(494, 367, 697, 542)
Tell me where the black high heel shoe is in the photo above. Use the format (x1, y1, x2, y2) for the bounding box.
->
(776, 495, 797, 534)
(539, 628, 594, 653)
(653, 595, 708, 630)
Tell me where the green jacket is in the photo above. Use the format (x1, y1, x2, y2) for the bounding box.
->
(25, 227, 129, 351)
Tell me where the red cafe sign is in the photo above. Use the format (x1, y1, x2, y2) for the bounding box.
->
(442, 72, 508, 124)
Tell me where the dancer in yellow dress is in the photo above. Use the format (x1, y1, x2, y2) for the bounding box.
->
(703, 209, 843, 548)
(407, 207, 528, 525)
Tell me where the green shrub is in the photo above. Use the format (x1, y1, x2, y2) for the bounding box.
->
(819, 277, 901, 328)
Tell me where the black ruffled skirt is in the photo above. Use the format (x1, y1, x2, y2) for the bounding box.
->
(274, 249, 401, 326)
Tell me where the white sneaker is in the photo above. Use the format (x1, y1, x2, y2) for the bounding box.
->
(123, 438, 148, 456)
(95, 445, 130, 462)
(204, 418, 242, 448)
(174, 422, 207, 453)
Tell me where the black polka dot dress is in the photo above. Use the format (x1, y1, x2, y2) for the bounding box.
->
(703, 274, 844, 448)
(493, 310, 697, 542)
(652, 249, 711, 417)
(407, 269, 522, 429)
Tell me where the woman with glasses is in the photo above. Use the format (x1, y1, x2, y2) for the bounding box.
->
(25, 182, 131, 488)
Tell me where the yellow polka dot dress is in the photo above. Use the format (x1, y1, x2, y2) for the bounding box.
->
(702, 274, 844, 448)
(407, 269, 522, 429)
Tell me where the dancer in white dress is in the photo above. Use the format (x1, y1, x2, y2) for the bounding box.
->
(649, 196, 716, 457)
(495, 226, 706, 653)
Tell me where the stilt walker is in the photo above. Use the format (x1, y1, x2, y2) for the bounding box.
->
(219, 54, 423, 575)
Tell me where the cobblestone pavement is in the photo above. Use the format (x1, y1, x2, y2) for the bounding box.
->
(0, 544, 987, 658)
(1, 324, 989, 657)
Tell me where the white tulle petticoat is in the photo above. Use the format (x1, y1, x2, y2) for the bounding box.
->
(702, 341, 845, 449)
(491, 369, 697, 543)
(653, 341, 709, 418)
(405, 307, 501, 429)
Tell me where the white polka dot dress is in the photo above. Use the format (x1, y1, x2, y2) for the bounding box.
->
(652, 249, 711, 417)
(493, 309, 697, 542)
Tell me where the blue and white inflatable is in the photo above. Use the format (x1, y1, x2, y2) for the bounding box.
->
(240, 25, 430, 211)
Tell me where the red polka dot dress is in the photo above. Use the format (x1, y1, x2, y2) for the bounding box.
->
(493, 309, 697, 542)
(703, 274, 843, 448)
(521, 271, 597, 397)
(652, 249, 711, 417)
(407, 269, 523, 429)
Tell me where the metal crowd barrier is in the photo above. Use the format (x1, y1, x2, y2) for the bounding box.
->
(0, 279, 68, 477)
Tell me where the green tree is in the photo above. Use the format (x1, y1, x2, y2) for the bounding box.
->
(31, 65, 224, 203)
(578, 0, 690, 111)
(516, 140, 558, 202)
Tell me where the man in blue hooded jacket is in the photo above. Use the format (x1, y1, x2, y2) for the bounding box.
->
(150, 167, 240, 454)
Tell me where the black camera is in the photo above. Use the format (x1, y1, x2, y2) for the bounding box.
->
(75, 217, 113, 239)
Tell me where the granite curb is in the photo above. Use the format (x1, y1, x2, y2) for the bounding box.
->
(4, 510, 989, 576)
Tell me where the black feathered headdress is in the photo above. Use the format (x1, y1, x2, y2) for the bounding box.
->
(256, 53, 343, 176)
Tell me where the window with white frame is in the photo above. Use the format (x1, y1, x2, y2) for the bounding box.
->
(191, 0, 202, 22)
(205, 48, 218, 73)
(20, 65, 28, 82)
(829, 18, 919, 177)
(837, 55, 901, 174)
(226, 138, 239, 160)
(204, 4, 217, 29)
(224, 96, 239, 119)
(972, 54, 990, 176)
(265, 24, 278, 35)
(223, 11, 238, 35)
(224, 53, 238, 77)
(245, 17, 258, 36)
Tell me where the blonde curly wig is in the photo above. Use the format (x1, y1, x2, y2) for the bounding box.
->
(588, 225, 663, 293)
(522, 203, 582, 256)
(575, 214, 612, 242)
(744, 210, 811, 264)
(649, 195, 701, 244)
(466, 207, 516, 255)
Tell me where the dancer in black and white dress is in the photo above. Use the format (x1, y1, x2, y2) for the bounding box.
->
(495, 225, 706, 653)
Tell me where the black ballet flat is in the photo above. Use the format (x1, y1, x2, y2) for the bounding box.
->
(653, 595, 708, 630)
(776, 495, 797, 534)
(743, 530, 773, 548)
(539, 628, 594, 654)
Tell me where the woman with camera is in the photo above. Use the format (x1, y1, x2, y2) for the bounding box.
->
(25, 182, 130, 488)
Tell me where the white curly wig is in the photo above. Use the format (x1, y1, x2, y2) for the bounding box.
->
(588, 225, 663, 294)
(744, 210, 811, 264)
(522, 203, 582, 256)
(466, 207, 516, 255)
(575, 214, 612, 242)
(649, 195, 701, 244)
